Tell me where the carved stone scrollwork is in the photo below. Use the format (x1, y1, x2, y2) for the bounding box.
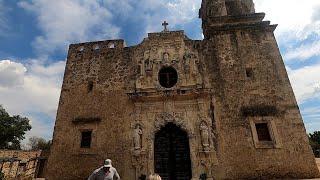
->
(183, 52, 201, 85)
(131, 153, 147, 180)
(154, 112, 189, 133)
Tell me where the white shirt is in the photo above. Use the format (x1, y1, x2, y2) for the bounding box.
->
(88, 166, 120, 180)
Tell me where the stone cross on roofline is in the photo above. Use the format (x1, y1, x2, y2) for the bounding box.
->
(162, 21, 169, 32)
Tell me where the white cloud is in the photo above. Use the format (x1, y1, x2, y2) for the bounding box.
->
(0, 59, 65, 139)
(164, 0, 201, 27)
(284, 40, 320, 61)
(26, 115, 54, 140)
(287, 62, 320, 103)
(19, 0, 120, 56)
(103, 0, 320, 45)
(104, 0, 201, 34)
(305, 122, 320, 133)
(255, 0, 320, 36)
(0, 60, 26, 87)
(255, 0, 320, 61)
(302, 106, 320, 133)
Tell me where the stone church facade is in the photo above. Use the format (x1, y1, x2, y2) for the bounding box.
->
(45, 0, 319, 179)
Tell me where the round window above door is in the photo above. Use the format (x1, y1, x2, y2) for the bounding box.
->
(158, 67, 178, 88)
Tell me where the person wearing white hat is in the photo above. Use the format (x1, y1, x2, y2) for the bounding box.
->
(88, 159, 120, 180)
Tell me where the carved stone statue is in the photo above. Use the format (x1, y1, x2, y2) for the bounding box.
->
(143, 50, 153, 73)
(134, 124, 143, 150)
(144, 50, 150, 60)
(184, 53, 198, 76)
(145, 59, 153, 72)
(190, 54, 199, 76)
(200, 122, 210, 150)
(138, 60, 144, 76)
(183, 54, 191, 73)
(163, 52, 170, 63)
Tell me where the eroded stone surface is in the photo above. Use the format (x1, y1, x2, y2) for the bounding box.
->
(0, 150, 48, 180)
(45, 0, 319, 179)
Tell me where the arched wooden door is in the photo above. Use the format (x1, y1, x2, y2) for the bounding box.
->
(154, 123, 192, 180)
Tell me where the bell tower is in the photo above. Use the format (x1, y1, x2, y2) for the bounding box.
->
(198, 0, 320, 179)
(199, 0, 255, 18)
(199, 0, 227, 19)
(200, 0, 259, 38)
(224, 0, 255, 15)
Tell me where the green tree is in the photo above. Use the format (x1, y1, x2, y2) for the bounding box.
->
(309, 131, 320, 157)
(0, 171, 4, 180)
(28, 136, 51, 150)
(0, 105, 32, 150)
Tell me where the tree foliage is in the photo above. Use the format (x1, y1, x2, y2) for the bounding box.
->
(0, 171, 4, 179)
(0, 171, 4, 180)
(309, 131, 320, 157)
(0, 105, 32, 150)
(28, 136, 51, 150)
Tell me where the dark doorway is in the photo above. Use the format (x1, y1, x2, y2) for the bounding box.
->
(154, 123, 192, 180)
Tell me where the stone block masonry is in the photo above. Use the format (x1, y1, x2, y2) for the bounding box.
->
(45, 0, 320, 179)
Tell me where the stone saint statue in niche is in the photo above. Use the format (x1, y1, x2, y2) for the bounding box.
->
(183, 53, 191, 73)
(163, 52, 170, 63)
(133, 124, 143, 150)
(144, 51, 153, 72)
(190, 54, 199, 76)
(200, 122, 210, 150)
(184, 53, 198, 76)
(145, 59, 153, 72)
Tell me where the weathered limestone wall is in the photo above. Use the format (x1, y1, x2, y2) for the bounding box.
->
(202, 19, 319, 179)
(0, 150, 42, 180)
(45, 31, 218, 179)
(46, 1, 319, 179)
(45, 40, 136, 179)
(46, 29, 319, 180)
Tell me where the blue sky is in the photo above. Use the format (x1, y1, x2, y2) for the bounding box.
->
(0, 0, 319, 142)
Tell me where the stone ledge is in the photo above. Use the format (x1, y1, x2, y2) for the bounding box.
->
(72, 117, 101, 124)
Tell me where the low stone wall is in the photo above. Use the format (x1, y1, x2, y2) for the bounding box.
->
(316, 159, 320, 172)
(0, 150, 48, 180)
